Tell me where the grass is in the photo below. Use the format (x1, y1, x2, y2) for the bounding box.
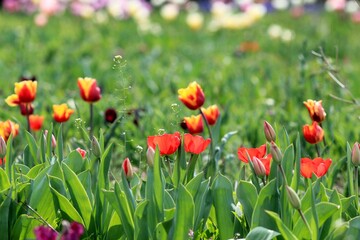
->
(0, 10, 359, 179)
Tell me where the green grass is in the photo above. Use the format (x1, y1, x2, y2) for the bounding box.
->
(0, 10, 359, 178)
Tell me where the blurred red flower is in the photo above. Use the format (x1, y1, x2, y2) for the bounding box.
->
(77, 77, 101, 103)
(184, 115, 203, 134)
(300, 157, 332, 178)
(29, 115, 44, 131)
(178, 81, 205, 110)
(184, 133, 211, 154)
(201, 105, 220, 125)
(237, 144, 267, 163)
(303, 121, 324, 144)
(0, 120, 19, 142)
(147, 132, 181, 156)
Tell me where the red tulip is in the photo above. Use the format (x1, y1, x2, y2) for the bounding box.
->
(183, 115, 203, 134)
(178, 81, 205, 110)
(300, 157, 332, 178)
(303, 99, 326, 123)
(76, 147, 86, 159)
(122, 158, 133, 179)
(303, 121, 324, 144)
(77, 77, 102, 103)
(184, 133, 211, 154)
(29, 115, 44, 131)
(201, 105, 220, 125)
(147, 132, 181, 156)
(0, 120, 19, 142)
(53, 104, 74, 123)
(237, 144, 267, 163)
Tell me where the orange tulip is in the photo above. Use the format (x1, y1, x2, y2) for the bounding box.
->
(201, 105, 220, 125)
(29, 115, 44, 131)
(147, 132, 181, 156)
(77, 77, 102, 103)
(300, 157, 332, 178)
(178, 81, 205, 110)
(183, 115, 203, 134)
(237, 144, 267, 163)
(184, 133, 211, 154)
(303, 99, 326, 123)
(303, 121, 324, 144)
(53, 104, 74, 123)
(0, 120, 19, 142)
(14, 80, 37, 103)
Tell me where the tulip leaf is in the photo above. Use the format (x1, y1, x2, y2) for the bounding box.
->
(291, 133, 301, 192)
(346, 142, 354, 196)
(56, 124, 64, 161)
(154, 146, 165, 221)
(193, 179, 212, 233)
(211, 173, 234, 240)
(236, 180, 258, 226)
(25, 131, 40, 165)
(282, 144, 294, 186)
(5, 134, 13, 180)
(266, 211, 298, 240)
(246, 226, 280, 240)
(134, 200, 149, 240)
(251, 179, 278, 231)
(62, 162, 93, 228)
(0, 189, 11, 240)
(78, 170, 93, 205)
(63, 150, 86, 174)
(50, 185, 84, 225)
(186, 172, 204, 198)
(0, 168, 10, 192)
(11, 214, 38, 239)
(171, 184, 194, 240)
(346, 216, 360, 238)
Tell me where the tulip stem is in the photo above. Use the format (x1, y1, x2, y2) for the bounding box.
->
(315, 143, 321, 157)
(89, 103, 94, 142)
(199, 109, 213, 149)
(26, 103, 31, 133)
(298, 209, 312, 237)
(278, 164, 288, 186)
(355, 166, 359, 211)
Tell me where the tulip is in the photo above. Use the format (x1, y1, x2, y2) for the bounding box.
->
(352, 142, 360, 167)
(303, 121, 324, 144)
(147, 132, 181, 156)
(252, 156, 266, 177)
(104, 108, 117, 123)
(146, 147, 155, 167)
(300, 157, 332, 178)
(76, 147, 86, 159)
(0, 120, 19, 142)
(303, 99, 326, 123)
(269, 141, 282, 164)
(201, 105, 220, 126)
(264, 121, 276, 142)
(77, 77, 101, 103)
(91, 136, 101, 158)
(183, 115, 203, 134)
(14, 80, 37, 103)
(29, 115, 44, 131)
(0, 136, 6, 158)
(237, 144, 267, 163)
(34, 225, 58, 240)
(122, 158, 133, 179)
(53, 104, 74, 123)
(286, 186, 301, 210)
(44, 130, 57, 149)
(178, 81, 205, 110)
(184, 133, 211, 154)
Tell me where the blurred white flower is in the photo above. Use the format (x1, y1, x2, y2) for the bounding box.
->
(345, 0, 359, 14)
(272, 0, 290, 10)
(246, 4, 267, 21)
(186, 12, 204, 30)
(267, 24, 282, 39)
(160, 3, 179, 21)
(281, 29, 295, 42)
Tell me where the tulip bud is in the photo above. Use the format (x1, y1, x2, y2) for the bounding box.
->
(352, 142, 360, 167)
(286, 185, 301, 210)
(91, 136, 101, 158)
(264, 121, 276, 142)
(76, 147, 86, 159)
(122, 158, 133, 179)
(252, 157, 266, 177)
(270, 141, 282, 164)
(0, 136, 6, 158)
(44, 130, 57, 149)
(146, 147, 155, 167)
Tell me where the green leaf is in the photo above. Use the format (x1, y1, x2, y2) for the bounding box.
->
(27, 163, 46, 179)
(0, 189, 12, 240)
(63, 150, 86, 174)
(154, 146, 165, 221)
(56, 124, 64, 161)
(134, 201, 149, 240)
(281, 144, 294, 186)
(246, 226, 280, 240)
(186, 172, 204, 198)
(172, 184, 194, 240)
(346, 216, 360, 239)
(11, 214, 39, 239)
(25, 131, 40, 165)
(251, 179, 278, 231)
(193, 179, 212, 233)
(62, 162, 93, 228)
(211, 174, 234, 240)
(5, 134, 13, 181)
(0, 168, 10, 192)
(50, 185, 84, 225)
(236, 180, 258, 225)
(346, 142, 354, 196)
(291, 133, 301, 192)
(120, 169, 136, 215)
(78, 170, 94, 205)
(266, 211, 298, 240)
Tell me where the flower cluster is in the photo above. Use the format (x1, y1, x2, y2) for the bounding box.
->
(34, 221, 84, 240)
(302, 99, 326, 145)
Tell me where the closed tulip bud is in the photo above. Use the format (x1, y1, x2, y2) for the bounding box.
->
(44, 130, 57, 149)
(286, 185, 301, 210)
(146, 147, 155, 167)
(264, 121, 276, 142)
(91, 136, 101, 158)
(270, 141, 282, 164)
(352, 142, 360, 167)
(122, 158, 133, 179)
(0, 136, 6, 158)
(252, 157, 266, 177)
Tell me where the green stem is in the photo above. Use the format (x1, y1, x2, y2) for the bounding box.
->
(26, 104, 31, 133)
(315, 143, 321, 157)
(307, 178, 319, 239)
(186, 154, 199, 183)
(89, 103, 94, 142)
(199, 109, 213, 148)
(200, 109, 215, 179)
(355, 166, 359, 211)
(278, 164, 288, 186)
(298, 209, 312, 237)
(165, 156, 172, 177)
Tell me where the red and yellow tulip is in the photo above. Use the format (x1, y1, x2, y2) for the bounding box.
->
(0, 120, 19, 142)
(184, 115, 203, 134)
(77, 77, 102, 103)
(53, 104, 74, 123)
(178, 81, 205, 110)
(303, 99, 326, 123)
(201, 105, 220, 125)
